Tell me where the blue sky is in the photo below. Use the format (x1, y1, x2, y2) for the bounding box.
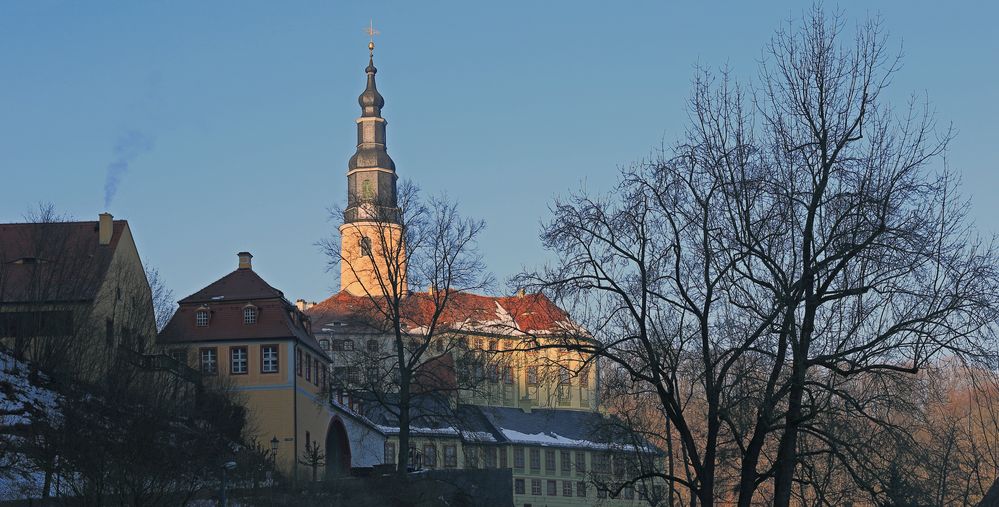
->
(1, 1, 997, 303)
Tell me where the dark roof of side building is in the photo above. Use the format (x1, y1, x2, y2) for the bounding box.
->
(348, 394, 658, 453)
(0, 220, 127, 304)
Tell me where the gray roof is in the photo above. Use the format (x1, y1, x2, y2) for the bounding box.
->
(340, 394, 659, 453)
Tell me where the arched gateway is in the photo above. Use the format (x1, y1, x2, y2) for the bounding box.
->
(325, 417, 352, 478)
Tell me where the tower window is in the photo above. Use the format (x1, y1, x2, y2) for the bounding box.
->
(243, 306, 257, 325)
(359, 236, 372, 256)
(195, 310, 209, 327)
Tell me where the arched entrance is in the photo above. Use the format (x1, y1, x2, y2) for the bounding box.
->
(325, 417, 351, 478)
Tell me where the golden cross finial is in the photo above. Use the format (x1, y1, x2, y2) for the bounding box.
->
(365, 20, 380, 55)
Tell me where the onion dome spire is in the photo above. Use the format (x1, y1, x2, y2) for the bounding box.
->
(345, 23, 399, 224)
(359, 39, 384, 117)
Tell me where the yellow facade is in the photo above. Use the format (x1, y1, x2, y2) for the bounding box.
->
(169, 339, 336, 482)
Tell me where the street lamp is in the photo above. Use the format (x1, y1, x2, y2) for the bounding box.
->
(220, 460, 237, 507)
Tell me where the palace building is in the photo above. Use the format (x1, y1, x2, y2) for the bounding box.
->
(158, 40, 661, 505)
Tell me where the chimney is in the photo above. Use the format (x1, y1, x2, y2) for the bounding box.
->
(98, 213, 113, 246)
(238, 251, 253, 270)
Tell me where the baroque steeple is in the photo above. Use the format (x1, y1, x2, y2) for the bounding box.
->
(339, 31, 407, 297)
(345, 36, 398, 224)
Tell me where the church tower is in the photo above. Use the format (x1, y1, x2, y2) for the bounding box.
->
(339, 39, 407, 296)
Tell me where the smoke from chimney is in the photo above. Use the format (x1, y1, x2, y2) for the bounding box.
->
(104, 130, 154, 208)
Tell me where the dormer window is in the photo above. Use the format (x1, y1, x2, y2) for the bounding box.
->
(195, 309, 209, 327)
(243, 305, 258, 325)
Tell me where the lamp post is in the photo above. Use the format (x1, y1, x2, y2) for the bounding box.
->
(220, 460, 236, 507)
(269, 437, 279, 501)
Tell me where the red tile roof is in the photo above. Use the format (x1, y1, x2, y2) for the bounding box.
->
(159, 266, 327, 358)
(0, 220, 127, 303)
(306, 290, 574, 337)
(178, 268, 285, 304)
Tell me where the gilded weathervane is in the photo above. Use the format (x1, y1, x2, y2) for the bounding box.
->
(365, 20, 379, 55)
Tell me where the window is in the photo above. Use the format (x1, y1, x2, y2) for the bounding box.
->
(489, 340, 498, 351)
(252, 345, 277, 374)
(367, 339, 379, 352)
(545, 449, 555, 472)
(320, 339, 330, 352)
(560, 451, 571, 475)
(499, 447, 508, 468)
(504, 367, 514, 384)
(342, 339, 354, 351)
(580, 366, 589, 384)
(305, 353, 312, 381)
(423, 444, 437, 468)
(559, 366, 570, 385)
(575, 452, 586, 474)
(347, 367, 360, 384)
(484, 447, 497, 468)
(169, 349, 187, 366)
(199, 348, 217, 375)
(464, 447, 479, 468)
(195, 310, 209, 327)
(614, 454, 627, 479)
(384, 442, 396, 464)
(595, 453, 611, 474)
(514, 447, 525, 469)
(546, 480, 557, 496)
(623, 486, 635, 500)
(359, 236, 372, 256)
(531, 479, 542, 496)
(514, 478, 525, 495)
(243, 306, 257, 325)
(296, 349, 303, 376)
(527, 366, 538, 385)
(598, 488, 608, 499)
(444, 445, 457, 468)
(529, 448, 541, 471)
(366, 367, 379, 383)
(488, 364, 499, 383)
(313, 358, 320, 385)
(230, 346, 247, 375)
(576, 481, 587, 497)
(562, 480, 573, 497)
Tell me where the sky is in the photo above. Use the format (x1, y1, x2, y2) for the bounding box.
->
(1, 1, 997, 304)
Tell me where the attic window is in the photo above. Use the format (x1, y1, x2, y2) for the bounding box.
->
(196, 309, 209, 327)
(243, 306, 258, 325)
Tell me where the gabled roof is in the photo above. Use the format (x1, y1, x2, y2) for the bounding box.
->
(307, 290, 577, 337)
(0, 220, 127, 304)
(158, 264, 327, 359)
(179, 268, 284, 304)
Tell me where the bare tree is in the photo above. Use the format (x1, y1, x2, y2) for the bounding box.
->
(300, 440, 326, 483)
(318, 181, 492, 475)
(516, 8, 999, 507)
